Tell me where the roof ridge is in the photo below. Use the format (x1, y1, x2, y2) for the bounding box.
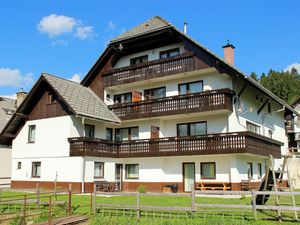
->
(42, 73, 82, 85)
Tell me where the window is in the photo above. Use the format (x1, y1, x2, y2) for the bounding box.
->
(114, 92, 132, 104)
(179, 81, 203, 95)
(201, 162, 216, 179)
(106, 94, 111, 101)
(48, 92, 56, 104)
(125, 164, 139, 179)
(94, 162, 104, 178)
(32, 162, 41, 178)
(115, 127, 139, 141)
(257, 163, 262, 178)
(130, 55, 148, 66)
(84, 124, 95, 138)
(177, 122, 207, 136)
(246, 122, 261, 135)
(144, 87, 166, 100)
(106, 128, 113, 141)
(28, 125, 36, 143)
(159, 48, 180, 59)
(17, 162, 22, 169)
(247, 162, 253, 179)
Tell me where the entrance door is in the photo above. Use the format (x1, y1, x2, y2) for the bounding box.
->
(183, 163, 195, 192)
(115, 164, 123, 191)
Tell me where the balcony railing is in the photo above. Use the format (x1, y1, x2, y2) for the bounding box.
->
(108, 89, 234, 120)
(68, 132, 282, 159)
(103, 52, 200, 87)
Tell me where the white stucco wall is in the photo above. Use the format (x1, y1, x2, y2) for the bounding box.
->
(113, 43, 185, 69)
(0, 146, 11, 186)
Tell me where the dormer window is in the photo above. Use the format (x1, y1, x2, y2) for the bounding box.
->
(159, 48, 180, 59)
(130, 55, 148, 66)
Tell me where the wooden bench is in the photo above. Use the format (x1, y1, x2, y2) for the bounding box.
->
(241, 180, 255, 191)
(95, 181, 114, 192)
(196, 182, 231, 191)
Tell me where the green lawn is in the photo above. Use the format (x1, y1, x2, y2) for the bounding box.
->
(1, 191, 300, 225)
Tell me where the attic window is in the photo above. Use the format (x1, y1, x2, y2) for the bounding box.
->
(2, 108, 15, 115)
(48, 92, 56, 104)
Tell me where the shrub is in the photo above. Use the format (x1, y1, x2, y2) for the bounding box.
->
(137, 185, 147, 193)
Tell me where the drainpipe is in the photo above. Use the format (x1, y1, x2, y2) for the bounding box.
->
(81, 117, 86, 193)
(262, 106, 285, 136)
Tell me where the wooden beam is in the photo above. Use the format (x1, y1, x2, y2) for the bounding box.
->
(257, 99, 269, 115)
(234, 83, 247, 104)
(16, 113, 28, 118)
(4, 132, 15, 138)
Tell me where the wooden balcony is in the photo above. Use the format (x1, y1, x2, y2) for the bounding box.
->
(103, 52, 200, 87)
(68, 132, 282, 159)
(108, 89, 234, 120)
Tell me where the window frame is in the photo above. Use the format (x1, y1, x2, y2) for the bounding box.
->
(94, 162, 104, 178)
(28, 125, 36, 143)
(125, 164, 139, 179)
(115, 127, 139, 141)
(178, 80, 203, 95)
(84, 124, 95, 138)
(31, 161, 41, 178)
(113, 92, 132, 104)
(159, 48, 180, 59)
(144, 86, 166, 100)
(177, 121, 207, 137)
(106, 128, 113, 141)
(246, 121, 261, 135)
(257, 163, 262, 179)
(47, 92, 56, 104)
(247, 162, 253, 179)
(200, 162, 216, 179)
(130, 55, 148, 66)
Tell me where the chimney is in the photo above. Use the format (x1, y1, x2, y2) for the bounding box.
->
(16, 88, 27, 108)
(222, 40, 235, 65)
(184, 22, 187, 34)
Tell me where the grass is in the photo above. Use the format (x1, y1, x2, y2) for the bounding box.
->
(1, 190, 300, 225)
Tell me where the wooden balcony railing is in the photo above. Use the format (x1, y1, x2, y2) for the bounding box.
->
(103, 52, 199, 87)
(108, 89, 234, 120)
(68, 132, 282, 159)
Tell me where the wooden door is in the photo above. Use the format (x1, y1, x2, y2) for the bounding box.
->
(151, 126, 160, 139)
(132, 91, 142, 102)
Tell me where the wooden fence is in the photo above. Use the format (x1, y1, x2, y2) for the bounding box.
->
(93, 188, 300, 221)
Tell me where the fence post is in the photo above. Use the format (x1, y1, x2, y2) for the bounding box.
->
(68, 184, 72, 215)
(36, 183, 40, 207)
(93, 183, 97, 215)
(23, 194, 27, 224)
(251, 190, 257, 220)
(136, 192, 140, 219)
(48, 196, 52, 225)
(191, 188, 196, 213)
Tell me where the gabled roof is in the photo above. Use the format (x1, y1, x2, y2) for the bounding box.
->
(0, 97, 16, 133)
(82, 15, 299, 117)
(0, 73, 120, 146)
(111, 16, 172, 43)
(42, 74, 120, 123)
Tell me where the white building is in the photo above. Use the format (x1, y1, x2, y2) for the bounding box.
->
(0, 16, 298, 193)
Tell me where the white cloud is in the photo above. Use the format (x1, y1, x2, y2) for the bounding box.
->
(75, 26, 94, 40)
(284, 63, 300, 73)
(38, 14, 96, 42)
(51, 39, 68, 46)
(0, 94, 16, 100)
(0, 68, 34, 87)
(68, 73, 81, 83)
(107, 21, 116, 31)
(38, 14, 77, 37)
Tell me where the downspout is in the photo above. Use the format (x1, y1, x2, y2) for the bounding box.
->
(262, 106, 285, 136)
(81, 117, 86, 193)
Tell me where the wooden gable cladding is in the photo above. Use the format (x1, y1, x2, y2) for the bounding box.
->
(28, 85, 70, 121)
(88, 55, 114, 100)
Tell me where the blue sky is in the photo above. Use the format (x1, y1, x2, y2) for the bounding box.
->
(0, 0, 299, 98)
